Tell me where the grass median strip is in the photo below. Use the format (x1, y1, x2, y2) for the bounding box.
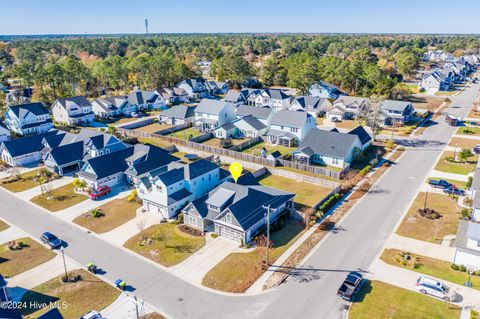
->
(381, 249, 480, 290)
(349, 280, 461, 319)
(31, 184, 88, 212)
(0, 237, 56, 277)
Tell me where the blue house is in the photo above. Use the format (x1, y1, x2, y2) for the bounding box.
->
(308, 81, 344, 99)
(4, 102, 53, 136)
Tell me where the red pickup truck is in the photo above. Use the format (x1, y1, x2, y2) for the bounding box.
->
(89, 186, 111, 200)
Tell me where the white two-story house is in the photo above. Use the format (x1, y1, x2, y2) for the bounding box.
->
(177, 78, 208, 99)
(326, 96, 371, 122)
(266, 110, 316, 147)
(194, 99, 236, 132)
(51, 96, 95, 126)
(91, 96, 137, 118)
(4, 102, 53, 136)
(127, 90, 165, 110)
(138, 159, 224, 219)
(379, 100, 415, 126)
(254, 89, 291, 111)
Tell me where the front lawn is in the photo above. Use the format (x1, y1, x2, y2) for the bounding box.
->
(73, 197, 141, 233)
(0, 237, 56, 277)
(456, 126, 480, 136)
(168, 127, 203, 140)
(1, 169, 59, 193)
(31, 184, 88, 212)
(258, 174, 332, 209)
(448, 137, 479, 149)
(349, 280, 461, 319)
(396, 192, 462, 244)
(136, 123, 173, 134)
(381, 249, 480, 290)
(202, 219, 305, 293)
(241, 141, 294, 158)
(334, 119, 363, 130)
(124, 223, 206, 267)
(20, 269, 120, 318)
(434, 151, 478, 175)
(410, 96, 445, 112)
(110, 117, 137, 126)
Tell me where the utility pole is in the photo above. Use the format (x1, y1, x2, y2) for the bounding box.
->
(423, 191, 429, 211)
(145, 19, 149, 35)
(60, 247, 68, 282)
(262, 204, 271, 267)
(134, 295, 140, 319)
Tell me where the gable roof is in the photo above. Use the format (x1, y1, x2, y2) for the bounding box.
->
(178, 78, 205, 89)
(293, 96, 331, 111)
(1, 130, 59, 157)
(236, 172, 260, 186)
(348, 126, 372, 146)
(224, 90, 244, 102)
(125, 144, 179, 177)
(47, 141, 85, 166)
(94, 96, 128, 111)
(296, 129, 360, 159)
(334, 96, 369, 107)
(195, 99, 232, 115)
(238, 115, 267, 131)
(79, 146, 135, 180)
(160, 105, 196, 120)
(236, 105, 273, 120)
(7, 102, 50, 119)
(55, 96, 91, 110)
(262, 89, 290, 100)
(379, 100, 413, 112)
(214, 182, 294, 230)
(127, 90, 158, 105)
(270, 110, 312, 128)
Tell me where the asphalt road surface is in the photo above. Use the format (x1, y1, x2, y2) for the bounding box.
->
(0, 83, 478, 319)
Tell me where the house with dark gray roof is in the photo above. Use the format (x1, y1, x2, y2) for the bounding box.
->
(154, 87, 189, 105)
(267, 110, 316, 147)
(91, 96, 137, 118)
(420, 70, 451, 93)
(308, 81, 344, 99)
(379, 100, 415, 126)
(254, 89, 292, 111)
(51, 96, 95, 126)
(42, 129, 127, 176)
(292, 128, 362, 169)
(177, 78, 208, 99)
(348, 126, 372, 149)
(235, 105, 273, 126)
(183, 181, 294, 242)
(0, 130, 60, 166)
(326, 96, 371, 122)
(290, 96, 332, 117)
(4, 102, 53, 136)
(205, 81, 229, 95)
(159, 105, 196, 125)
(194, 99, 236, 132)
(127, 90, 165, 110)
(138, 159, 228, 219)
(224, 90, 247, 106)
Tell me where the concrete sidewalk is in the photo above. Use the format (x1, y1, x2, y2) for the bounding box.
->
(101, 293, 157, 319)
(7, 255, 77, 301)
(170, 237, 239, 285)
(453, 134, 480, 141)
(428, 169, 471, 182)
(0, 225, 28, 244)
(387, 233, 455, 262)
(369, 260, 480, 310)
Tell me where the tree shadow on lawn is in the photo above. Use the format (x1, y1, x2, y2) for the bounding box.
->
(20, 291, 59, 316)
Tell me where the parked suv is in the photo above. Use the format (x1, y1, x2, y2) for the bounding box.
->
(415, 276, 456, 301)
(40, 232, 62, 249)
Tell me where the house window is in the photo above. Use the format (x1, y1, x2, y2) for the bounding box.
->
(226, 213, 232, 223)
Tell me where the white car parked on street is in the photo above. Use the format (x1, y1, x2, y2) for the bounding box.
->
(415, 276, 456, 302)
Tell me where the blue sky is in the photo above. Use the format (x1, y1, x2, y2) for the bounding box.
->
(1, 0, 480, 35)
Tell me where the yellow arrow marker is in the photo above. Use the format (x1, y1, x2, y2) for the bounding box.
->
(229, 162, 243, 183)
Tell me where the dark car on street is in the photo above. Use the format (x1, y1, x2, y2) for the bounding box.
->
(337, 272, 364, 301)
(40, 232, 62, 249)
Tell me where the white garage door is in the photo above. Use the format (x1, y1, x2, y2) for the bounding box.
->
(218, 226, 243, 242)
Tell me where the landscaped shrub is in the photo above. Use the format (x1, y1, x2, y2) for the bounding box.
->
(466, 176, 473, 189)
(445, 156, 455, 163)
(417, 208, 441, 220)
(461, 208, 472, 220)
(318, 193, 342, 214)
(211, 233, 219, 239)
(176, 212, 184, 224)
(127, 189, 137, 202)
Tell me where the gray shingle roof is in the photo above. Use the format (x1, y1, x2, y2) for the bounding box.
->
(380, 100, 413, 112)
(270, 110, 312, 128)
(161, 105, 196, 120)
(224, 91, 243, 102)
(348, 126, 372, 146)
(293, 96, 331, 111)
(334, 96, 369, 107)
(8, 102, 50, 119)
(296, 129, 360, 159)
(195, 99, 232, 115)
(240, 115, 266, 130)
(236, 105, 272, 120)
(127, 90, 158, 105)
(55, 96, 91, 109)
(467, 222, 480, 241)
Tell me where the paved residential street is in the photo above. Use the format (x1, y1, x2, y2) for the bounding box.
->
(0, 83, 478, 319)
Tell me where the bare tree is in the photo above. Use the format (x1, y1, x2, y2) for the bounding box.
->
(254, 235, 273, 268)
(42, 181, 54, 198)
(364, 104, 384, 141)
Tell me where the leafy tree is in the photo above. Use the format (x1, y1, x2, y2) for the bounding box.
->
(210, 54, 253, 88)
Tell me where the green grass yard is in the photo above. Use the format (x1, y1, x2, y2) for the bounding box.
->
(0, 169, 58, 193)
(434, 151, 478, 175)
(31, 184, 88, 212)
(168, 127, 203, 140)
(457, 126, 480, 135)
(202, 219, 305, 293)
(124, 223, 206, 267)
(241, 141, 294, 157)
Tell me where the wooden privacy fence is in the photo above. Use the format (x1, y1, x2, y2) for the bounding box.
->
(155, 122, 192, 135)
